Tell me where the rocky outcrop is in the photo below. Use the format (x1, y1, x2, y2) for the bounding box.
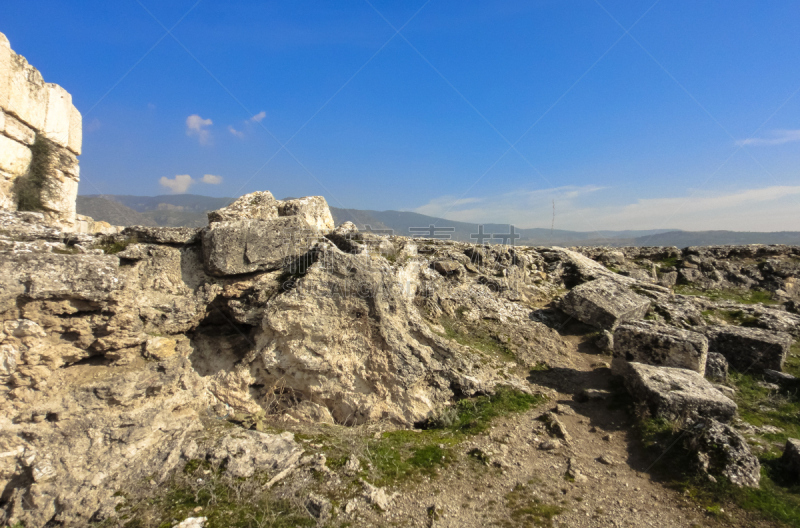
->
(558, 278, 650, 329)
(613, 321, 708, 373)
(685, 417, 761, 488)
(703, 325, 793, 373)
(622, 362, 737, 422)
(0, 32, 82, 230)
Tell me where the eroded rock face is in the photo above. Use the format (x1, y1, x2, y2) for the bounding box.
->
(558, 278, 651, 329)
(613, 321, 708, 373)
(622, 362, 737, 422)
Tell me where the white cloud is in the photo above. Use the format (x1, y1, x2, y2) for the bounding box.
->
(250, 111, 266, 123)
(201, 174, 223, 185)
(736, 129, 800, 146)
(414, 185, 800, 232)
(186, 114, 213, 145)
(160, 174, 195, 194)
(228, 125, 245, 139)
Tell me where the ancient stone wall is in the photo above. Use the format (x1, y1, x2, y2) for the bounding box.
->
(0, 31, 82, 229)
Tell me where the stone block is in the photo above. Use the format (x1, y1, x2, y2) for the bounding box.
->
(0, 32, 10, 110)
(623, 362, 737, 422)
(704, 325, 793, 373)
(202, 216, 321, 276)
(2, 111, 35, 145)
(614, 321, 708, 373)
(68, 103, 82, 155)
(6, 53, 48, 131)
(44, 83, 72, 148)
(0, 133, 32, 177)
(781, 438, 800, 481)
(121, 225, 200, 245)
(559, 278, 650, 329)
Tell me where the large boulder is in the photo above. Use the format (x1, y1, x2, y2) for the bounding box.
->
(685, 417, 761, 488)
(622, 362, 737, 422)
(703, 325, 793, 373)
(559, 278, 650, 329)
(613, 321, 708, 373)
(201, 216, 321, 276)
(207, 191, 279, 223)
(278, 196, 335, 233)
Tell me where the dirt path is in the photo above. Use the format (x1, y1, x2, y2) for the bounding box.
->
(342, 349, 732, 527)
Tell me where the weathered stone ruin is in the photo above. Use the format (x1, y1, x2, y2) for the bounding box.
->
(0, 32, 84, 230)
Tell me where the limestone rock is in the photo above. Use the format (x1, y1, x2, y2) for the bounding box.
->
(705, 352, 729, 381)
(686, 418, 761, 488)
(780, 438, 800, 481)
(613, 321, 708, 373)
(175, 518, 207, 528)
(559, 278, 651, 329)
(121, 225, 200, 245)
(67, 104, 81, 156)
(6, 53, 48, 131)
(144, 336, 179, 360)
(207, 191, 279, 223)
(278, 195, 335, 233)
(2, 111, 35, 145)
(622, 362, 737, 422)
(201, 216, 321, 276)
(361, 480, 394, 511)
(703, 325, 793, 373)
(43, 84, 71, 148)
(208, 430, 304, 479)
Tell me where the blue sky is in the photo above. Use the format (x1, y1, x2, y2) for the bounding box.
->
(3, 0, 799, 230)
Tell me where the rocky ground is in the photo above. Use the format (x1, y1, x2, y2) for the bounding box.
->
(1, 193, 799, 527)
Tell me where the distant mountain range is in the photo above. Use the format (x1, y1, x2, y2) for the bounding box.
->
(77, 194, 800, 247)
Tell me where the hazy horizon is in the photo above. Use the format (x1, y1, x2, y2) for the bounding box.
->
(5, 1, 800, 231)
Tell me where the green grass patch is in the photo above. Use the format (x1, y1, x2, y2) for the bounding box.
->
(700, 309, 761, 327)
(497, 481, 563, 527)
(727, 371, 800, 446)
(654, 256, 679, 268)
(423, 387, 546, 435)
(368, 430, 458, 486)
(674, 285, 779, 305)
(93, 236, 139, 255)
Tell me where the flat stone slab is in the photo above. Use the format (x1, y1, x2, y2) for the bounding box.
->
(614, 321, 708, 373)
(559, 278, 650, 329)
(202, 216, 320, 276)
(703, 325, 793, 373)
(623, 362, 737, 422)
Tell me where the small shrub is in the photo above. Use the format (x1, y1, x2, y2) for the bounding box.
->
(15, 135, 55, 212)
